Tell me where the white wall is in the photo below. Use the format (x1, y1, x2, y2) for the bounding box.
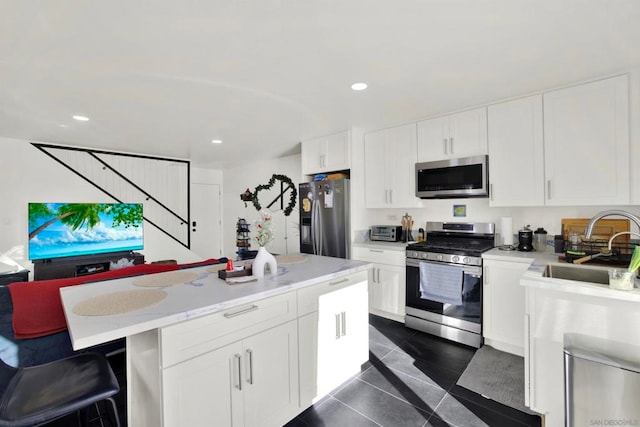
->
(0, 138, 203, 277)
(222, 154, 303, 257)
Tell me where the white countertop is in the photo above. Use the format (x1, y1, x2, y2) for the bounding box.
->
(60, 255, 371, 350)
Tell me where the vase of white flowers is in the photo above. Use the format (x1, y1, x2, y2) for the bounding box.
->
(252, 211, 277, 278)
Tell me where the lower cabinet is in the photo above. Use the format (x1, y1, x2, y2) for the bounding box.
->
(298, 274, 369, 407)
(353, 246, 406, 322)
(162, 320, 299, 427)
(482, 257, 533, 356)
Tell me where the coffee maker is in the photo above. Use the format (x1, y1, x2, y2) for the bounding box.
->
(518, 225, 533, 252)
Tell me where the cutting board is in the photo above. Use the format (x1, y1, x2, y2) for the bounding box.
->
(561, 218, 630, 243)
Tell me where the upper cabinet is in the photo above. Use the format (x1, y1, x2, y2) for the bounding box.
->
(487, 74, 630, 207)
(543, 75, 629, 206)
(488, 95, 545, 207)
(364, 123, 422, 208)
(301, 130, 350, 175)
(417, 107, 488, 162)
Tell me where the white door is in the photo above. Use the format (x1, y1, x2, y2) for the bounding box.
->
(190, 183, 222, 258)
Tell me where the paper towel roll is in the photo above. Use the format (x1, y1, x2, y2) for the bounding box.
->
(501, 217, 514, 245)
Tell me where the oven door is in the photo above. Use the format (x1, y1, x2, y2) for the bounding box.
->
(405, 257, 482, 333)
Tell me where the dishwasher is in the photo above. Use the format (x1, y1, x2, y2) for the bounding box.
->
(564, 333, 640, 426)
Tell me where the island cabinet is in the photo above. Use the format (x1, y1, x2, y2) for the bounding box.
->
(482, 257, 533, 356)
(130, 291, 300, 427)
(364, 123, 421, 208)
(301, 130, 350, 175)
(352, 245, 405, 322)
(126, 269, 369, 427)
(298, 271, 369, 407)
(416, 107, 487, 162)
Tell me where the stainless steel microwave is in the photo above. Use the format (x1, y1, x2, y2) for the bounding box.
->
(415, 155, 489, 199)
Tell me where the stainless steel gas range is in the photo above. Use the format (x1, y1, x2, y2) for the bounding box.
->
(405, 221, 495, 348)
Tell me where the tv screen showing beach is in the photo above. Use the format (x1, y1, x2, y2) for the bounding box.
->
(28, 203, 144, 261)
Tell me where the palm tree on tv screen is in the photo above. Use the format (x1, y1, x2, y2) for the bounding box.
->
(28, 203, 143, 240)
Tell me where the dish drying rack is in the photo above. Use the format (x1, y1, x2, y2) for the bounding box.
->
(564, 238, 637, 265)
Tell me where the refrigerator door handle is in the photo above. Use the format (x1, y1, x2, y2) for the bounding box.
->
(312, 198, 322, 255)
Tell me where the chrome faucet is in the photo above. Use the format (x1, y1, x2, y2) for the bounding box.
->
(584, 210, 640, 240)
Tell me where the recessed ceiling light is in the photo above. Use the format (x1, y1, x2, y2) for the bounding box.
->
(211, 139, 223, 144)
(72, 115, 89, 121)
(351, 82, 368, 91)
(58, 124, 68, 128)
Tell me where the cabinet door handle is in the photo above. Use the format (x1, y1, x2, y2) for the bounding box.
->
(341, 311, 346, 336)
(246, 349, 254, 385)
(490, 183, 493, 201)
(384, 189, 389, 204)
(389, 189, 393, 204)
(234, 354, 242, 390)
(224, 304, 259, 318)
(369, 249, 383, 253)
(449, 137, 454, 154)
(443, 138, 448, 155)
(329, 278, 349, 286)
(376, 268, 381, 283)
(335, 314, 341, 339)
(546, 180, 552, 199)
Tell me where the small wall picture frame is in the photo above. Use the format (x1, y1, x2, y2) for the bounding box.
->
(453, 204, 467, 217)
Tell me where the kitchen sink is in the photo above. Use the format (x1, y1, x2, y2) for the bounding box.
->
(543, 264, 610, 285)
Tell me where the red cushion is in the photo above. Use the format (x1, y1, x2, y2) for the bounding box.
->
(8, 260, 222, 339)
(8, 277, 86, 339)
(8, 264, 181, 339)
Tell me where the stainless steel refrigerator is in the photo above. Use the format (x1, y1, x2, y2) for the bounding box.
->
(299, 178, 350, 259)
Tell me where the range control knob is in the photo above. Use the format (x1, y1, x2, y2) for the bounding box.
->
(451, 255, 460, 263)
(462, 257, 470, 264)
(436, 254, 443, 261)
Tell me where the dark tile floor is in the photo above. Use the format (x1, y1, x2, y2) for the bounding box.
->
(286, 315, 542, 427)
(45, 315, 541, 427)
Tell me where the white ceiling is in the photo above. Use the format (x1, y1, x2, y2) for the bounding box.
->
(1, 0, 639, 168)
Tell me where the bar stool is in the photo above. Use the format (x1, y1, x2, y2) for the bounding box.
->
(0, 352, 121, 426)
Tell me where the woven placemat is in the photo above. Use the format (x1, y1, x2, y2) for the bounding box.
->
(133, 270, 199, 287)
(275, 254, 308, 264)
(73, 289, 168, 316)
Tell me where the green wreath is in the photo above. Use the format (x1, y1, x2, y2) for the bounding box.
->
(252, 174, 297, 216)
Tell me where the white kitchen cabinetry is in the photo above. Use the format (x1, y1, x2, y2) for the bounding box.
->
(162, 320, 298, 427)
(543, 75, 629, 206)
(417, 107, 487, 162)
(301, 130, 350, 175)
(352, 245, 405, 322)
(482, 257, 533, 356)
(364, 123, 421, 208)
(130, 291, 300, 427)
(487, 95, 545, 207)
(298, 272, 369, 407)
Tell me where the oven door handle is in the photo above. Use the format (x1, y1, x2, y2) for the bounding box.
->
(406, 258, 482, 275)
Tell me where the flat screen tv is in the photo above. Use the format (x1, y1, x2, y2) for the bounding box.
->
(28, 202, 144, 261)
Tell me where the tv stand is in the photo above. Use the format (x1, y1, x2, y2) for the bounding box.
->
(33, 252, 145, 280)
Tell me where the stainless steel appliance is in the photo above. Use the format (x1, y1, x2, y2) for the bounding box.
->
(405, 221, 495, 347)
(370, 225, 402, 242)
(299, 178, 350, 258)
(415, 155, 489, 199)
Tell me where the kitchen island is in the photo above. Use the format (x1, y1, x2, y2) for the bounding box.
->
(60, 254, 372, 427)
